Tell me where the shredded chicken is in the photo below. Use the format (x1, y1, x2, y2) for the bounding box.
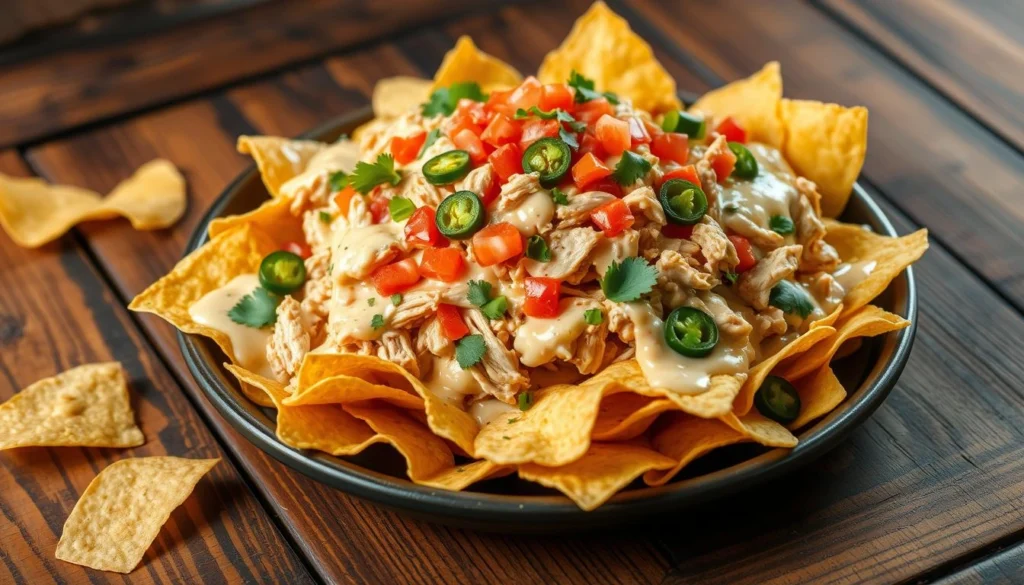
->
(376, 330, 419, 377)
(463, 309, 529, 404)
(754, 307, 788, 339)
(569, 320, 609, 375)
(495, 172, 542, 212)
(737, 245, 802, 310)
(391, 290, 442, 329)
(301, 251, 332, 343)
(303, 209, 333, 254)
(522, 227, 601, 280)
(725, 212, 785, 250)
(605, 301, 636, 343)
(688, 291, 752, 338)
(794, 178, 840, 272)
(415, 317, 451, 357)
(267, 296, 310, 384)
(556, 191, 616, 227)
(622, 186, 665, 227)
(656, 249, 716, 290)
(691, 217, 739, 274)
(458, 164, 495, 201)
(696, 135, 729, 208)
(384, 172, 447, 208)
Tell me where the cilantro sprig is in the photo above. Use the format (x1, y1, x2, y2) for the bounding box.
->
(388, 196, 416, 222)
(568, 70, 619, 105)
(228, 287, 280, 328)
(601, 257, 658, 302)
(417, 128, 442, 159)
(348, 153, 402, 195)
(328, 170, 348, 192)
(467, 280, 507, 320)
(584, 308, 604, 325)
(525, 235, 551, 262)
(455, 334, 487, 369)
(612, 151, 652, 186)
(514, 106, 586, 150)
(422, 82, 487, 117)
(769, 281, 814, 318)
(550, 187, 569, 205)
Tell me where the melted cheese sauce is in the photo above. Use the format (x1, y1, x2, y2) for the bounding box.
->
(514, 298, 600, 367)
(469, 399, 519, 426)
(331, 222, 403, 282)
(425, 356, 479, 405)
(188, 274, 274, 377)
(832, 260, 877, 293)
(627, 302, 750, 395)
(491, 190, 554, 236)
(279, 140, 359, 198)
(590, 230, 639, 279)
(719, 143, 798, 234)
(327, 282, 390, 342)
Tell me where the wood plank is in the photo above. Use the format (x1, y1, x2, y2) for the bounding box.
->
(0, 0, 507, 148)
(933, 541, 1024, 585)
(24, 3, 1024, 583)
(0, 152, 314, 584)
(819, 0, 1024, 151)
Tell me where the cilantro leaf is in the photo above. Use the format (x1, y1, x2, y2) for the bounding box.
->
(391, 293, 403, 306)
(550, 187, 569, 205)
(422, 82, 487, 117)
(515, 107, 583, 149)
(723, 271, 739, 285)
(388, 196, 416, 222)
(584, 308, 604, 325)
(349, 153, 402, 194)
(518, 392, 533, 411)
(601, 257, 658, 302)
(769, 281, 814, 318)
(319, 211, 332, 223)
(370, 314, 385, 330)
(228, 287, 280, 328)
(328, 171, 348, 192)
(467, 280, 492, 307)
(612, 151, 652, 186)
(559, 126, 580, 150)
(367, 297, 376, 307)
(481, 296, 508, 320)
(417, 128, 442, 159)
(525, 235, 551, 262)
(514, 106, 558, 120)
(568, 70, 619, 105)
(455, 334, 487, 369)
(769, 215, 795, 235)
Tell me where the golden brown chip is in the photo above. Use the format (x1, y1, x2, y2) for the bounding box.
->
(373, 76, 433, 118)
(224, 364, 282, 408)
(55, 457, 218, 574)
(344, 403, 454, 482)
(207, 195, 304, 246)
(645, 413, 748, 486)
(721, 411, 798, 448)
(237, 135, 325, 198)
(538, 2, 680, 114)
(431, 36, 522, 93)
(519, 442, 675, 511)
(689, 62, 784, 147)
(780, 99, 869, 217)
(788, 364, 847, 430)
(0, 363, 144, 450)
(284, 374, 425, 410)
(591, 393, 676, 442)
(733, 326, 836, 416)
(99, 159, 187, 230)
(418, 460, 514, 491)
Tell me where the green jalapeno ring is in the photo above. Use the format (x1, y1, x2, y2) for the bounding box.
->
(664, 306, 719, 358)
(435, 190, 485, 239)
(659, 179, 708, 225)
(661, 110, 706, 139)
(754, 375, 801, 424)
(259, 250, 307, 295)
(521, 137, 571, 187)
(423, 150, 472, 185)
(728, 142, 759, 180)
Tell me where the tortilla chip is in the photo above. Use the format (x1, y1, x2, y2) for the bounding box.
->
(237, 135, 325, 198)
(519, 442, 675, 511)
(779, 99, 868, 217)
(0, 159, 185, 248)
(224, 364, 282, 408)
(208, 195, 304, 246)
(644, 413, 748, 486)
(419, 459, 514, 490)
(734, 326, 836, 416)
(344, 403, 454, 481)
(690, 62, 784, 147)
(284, 374, 424, 410)
(129, 223, 277, 369)
(538, 2, 680, 114)
(780, 305, 909, 380)
(591, 393, 676, 441)
(721, 411, 798, 448)
(825, 222, 929, 315)
(788, 365, 847, 430)
(431, 36, 522, 94)
(0, 363, 144, 450)
(373, 76, 433, 118)
(55, 457, 218, 574)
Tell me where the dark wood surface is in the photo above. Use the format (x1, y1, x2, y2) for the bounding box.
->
(3, 0, 1023, 583)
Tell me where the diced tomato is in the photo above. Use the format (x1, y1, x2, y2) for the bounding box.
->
(715, 116, 747, 143)
(332, 185, 358, 214)
(488, 143, 523, 183)
(710, 147, 737, 183)
(519, 118, 560, 150)
(445, 111, 482, 140)
(476, 165, 500, 207)
(660, 164, 700, 187)
(419, 248, 466, 282)
(729, 235, 757, 272)
(628, 117, 652, 146)
(577, 132, 606, 159)
(480, 113, 521, 148)
(524, 277, 561, 318)
(650, 132, 689, 165)
(586, 178, 622, 197)
(506, 76, 543, 111)
(456, 99, 490, 126)
(595, 115, 630, 156)
(662, 224, 694, 239)
(590, 199, 634, 237)
(452, 127, 488, 165)
(368, 192, 390, 223)
(437, 304, 469, 341)
(472, 222, 524, 266)
(572, 152, 613, 190)
(404, 206, 447, 248)
(643, 119, 664, 140)
(540, 83, 574, 112)
(390, 132, 427, 165)
(282, 241, 311, 260)
(485, 88, 516, 118)
(575, 97, 614, 126)
(370, 258, 421, 296)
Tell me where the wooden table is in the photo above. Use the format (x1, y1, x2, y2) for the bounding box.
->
(2, 0, 1022, 583)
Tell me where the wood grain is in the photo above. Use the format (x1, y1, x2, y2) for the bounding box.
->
(0, 152, 313, 584)
(819, 0, 1024, 151)
(21, 2, 1024, 583)
(934, 542, 1024, 585)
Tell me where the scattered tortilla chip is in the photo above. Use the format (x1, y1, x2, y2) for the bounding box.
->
(431, 36, 522, 94)
(55, 457, 218, 574)
(208, 195, 304, 246)
(780, 305, 909, 380)
(0, 363, 144, 450)
(788, 365, 847, 430)
(344, 403, 454, 481)
(592, 394, 677, 442)
(780, 99, 868, 217)
(237, 135, 325, 198)
(825, 222, 929, 315)
(538, 2, 680, 114)
(721, 412, 798, 448)
(284, 374, 425, 410)
(645, 413, 748, 486)
(734, 326, 836, 416)
(419, 459, 514, 491)
(373, 76, 433, 118)
(690, 62, 784, 147)
(0, 159, 185, 248)
(519, 442, 675, 511)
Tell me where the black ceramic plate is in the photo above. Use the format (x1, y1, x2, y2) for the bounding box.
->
(180, 106, 917, 531)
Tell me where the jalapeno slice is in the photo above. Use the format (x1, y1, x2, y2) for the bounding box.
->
(259, 250, 307, 295)
(423, 150, 472, 185)
(661, 110, 705, 139)
(729, 142, 758, 179)
(754, 375, 801, 424)
(521, 137, 571, 187)
(435, 190, 485, 239)
(664, 306, 719, 358)
(659, 179, 708, 225)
